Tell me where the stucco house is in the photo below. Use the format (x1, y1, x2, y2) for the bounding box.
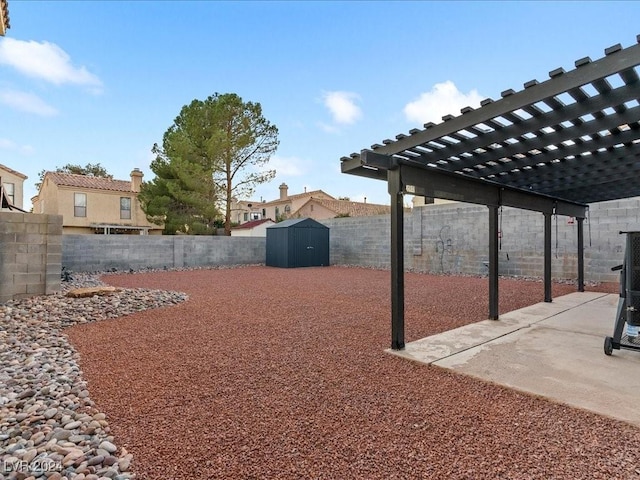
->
(230, 218, 275, 237)
(32, 169, 163, 234)
(293, 197, 390, 220)
(0, 163, 27, 211)
(231, 183, 335, 225)
(232, 183, 389, 224)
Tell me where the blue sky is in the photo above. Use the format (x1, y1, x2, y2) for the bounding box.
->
(1, 1, 640, 208)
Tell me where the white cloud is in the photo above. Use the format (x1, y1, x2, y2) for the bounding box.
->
(0, 90, 58, 116)
(0, 138, 35, 155)
(268, 155, 310, 176)
(0, 38, 102, 92)
(322, 91, 362, 125)
(403, 81, 484, 124)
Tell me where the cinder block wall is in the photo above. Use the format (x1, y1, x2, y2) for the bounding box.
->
(323, 197, 640, 283)
(0, 212, 62, 303)
(62, 235, 265, 272)
(58, 197, 640, 283)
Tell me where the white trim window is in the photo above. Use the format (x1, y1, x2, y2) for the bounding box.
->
(74, 193, 87, 217)
(2, 182, 14, 205)
(120, 197, 132, 219)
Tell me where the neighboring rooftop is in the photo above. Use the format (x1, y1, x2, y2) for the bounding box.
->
(43, 172, 132, 193)
(262, 189, 333, 206)
(299, 197, 390, 217)
(232, 218, 274, 230)
(0, 163, 27, 179)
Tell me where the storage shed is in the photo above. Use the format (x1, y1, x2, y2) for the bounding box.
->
(266, 218, 329, 268)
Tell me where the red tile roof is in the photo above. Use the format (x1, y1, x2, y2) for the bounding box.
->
(46, 172, 133, 192)
(286, 189, 332, 202)
(0, 163, 27, 179)
(232, 218, 274, 230)
(241, 190, 334, 207)
(301, 198, 390, 217)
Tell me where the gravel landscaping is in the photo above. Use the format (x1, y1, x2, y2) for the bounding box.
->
(61, 266, 640, 480)
(0, 275, 187, 480)
(3, 265, 638, 479)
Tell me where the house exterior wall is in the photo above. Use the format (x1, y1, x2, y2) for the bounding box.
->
(33, 179, 161, 234)
(0, 166, 26, 210)
(32, 177, 59, 214)
(232, 192, 335, 224)
(292, 201, 338, 220)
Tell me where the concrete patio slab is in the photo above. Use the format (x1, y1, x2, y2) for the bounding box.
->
(387, 292, 640, 427)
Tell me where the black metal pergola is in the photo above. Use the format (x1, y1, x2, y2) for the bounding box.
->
(341, 36, 640, 350)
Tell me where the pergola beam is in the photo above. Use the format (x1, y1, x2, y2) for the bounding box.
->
(361, 151, 587, 218)
(406, 88, 640, 172)
(498, 135, 640, 187)
(473, 106, 640, 177)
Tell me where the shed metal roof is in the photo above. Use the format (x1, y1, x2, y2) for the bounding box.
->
(341, 36, 640, 206)
(267, 218, 328, 229)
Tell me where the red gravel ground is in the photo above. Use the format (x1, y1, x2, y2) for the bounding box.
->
(66, 266, 639, 480)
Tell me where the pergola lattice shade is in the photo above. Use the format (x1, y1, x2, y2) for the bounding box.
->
(341, 36, 640, 350)
(342, 36, 640, 205)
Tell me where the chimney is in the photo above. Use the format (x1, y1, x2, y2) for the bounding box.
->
(131, 168, 143, 193)
(279, 182, 288, 200)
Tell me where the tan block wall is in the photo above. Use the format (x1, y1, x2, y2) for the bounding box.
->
(0, 212, 63, 303)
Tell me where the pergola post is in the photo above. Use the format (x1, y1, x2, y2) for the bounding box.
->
(389, 168, 405, 350)
(488, 205, 499, 320)
(577, 217, 585, 292)
(544, 212, 552, 303)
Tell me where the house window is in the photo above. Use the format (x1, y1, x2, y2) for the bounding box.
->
(74, 193, 87, 217)
(310, 204, 314, 212)
(120, 197, 131, 219)
(244, 212, 248, 221)
(262, 208, 266, 217)
(284, 205, 291, 213)
(250, 212, 260, 220)
(3, 182, 14, 204)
